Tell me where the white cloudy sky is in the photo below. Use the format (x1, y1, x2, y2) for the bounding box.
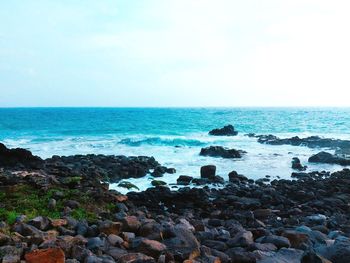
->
(0, 0, 349, 107)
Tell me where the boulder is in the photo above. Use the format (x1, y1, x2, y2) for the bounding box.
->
(177, 175, 193, 185)
(209, 125, 238, 136)
(121, 216, 141, 233)
(28, 216, 50, 231)
(138, 239, 167, 258)
(163, 226, 200, 261)
(308, 151, 350, 165)
(257, 248, 304, 263)
(200, 165, 216, 179)
(0, 143, 43, 169)
(99, 220, 122, 235)
(200, 146, 243, 159)
(24, 248, 65, 263)
(257, 235, 291, 249)
(292, 157, 307, 171)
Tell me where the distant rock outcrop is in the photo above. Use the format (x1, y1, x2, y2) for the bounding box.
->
(209, 125, 238, 136)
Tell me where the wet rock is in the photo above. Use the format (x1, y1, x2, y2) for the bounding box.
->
(151, 180, 167, 186)
(209, 125, 238, 136)
(0, 143, 43, 169)
(292, 157, 307, 171)
(228, 171, 248, 183)
(24, 248, 65, 263)
(177, 175, 193, 185)
(200, 165, 216, 179)
(200, 146, 243, 159)
(309, 151, 350, 165)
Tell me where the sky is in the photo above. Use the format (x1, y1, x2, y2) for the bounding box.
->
(0, 0, 350, 107)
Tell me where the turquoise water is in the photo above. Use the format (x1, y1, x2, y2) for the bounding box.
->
(1, 107, 349, 192)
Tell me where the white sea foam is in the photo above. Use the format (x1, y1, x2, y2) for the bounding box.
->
(2, 132, 347, 192)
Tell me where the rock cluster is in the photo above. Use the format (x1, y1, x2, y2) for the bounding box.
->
(1, 144, 350, 262)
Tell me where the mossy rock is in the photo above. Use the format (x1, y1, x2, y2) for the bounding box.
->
(151, 180, 167, 187)
(118, 181, 140, 190)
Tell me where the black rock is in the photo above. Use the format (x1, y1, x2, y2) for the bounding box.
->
(292, 157, 307, 171)
(308, 151, 350, 165)
(200, 165, 216, 179)
(0, 143, 43, 169)
(209, 125, 238, 136)
(200, 146, 244, 159)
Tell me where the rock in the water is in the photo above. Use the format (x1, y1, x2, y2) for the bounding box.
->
(177, 175, 193, 185)
(292, 157, 307, 171)
(200, 165, 216, 179)
(308, 151, 350, 165)
(209, 125, 238, 136)
(200, 146, 243, 159)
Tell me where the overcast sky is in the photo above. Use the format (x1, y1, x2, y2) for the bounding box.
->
(0, 0, 349, 107)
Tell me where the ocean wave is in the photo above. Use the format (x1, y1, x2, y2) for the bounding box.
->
(118, 137, 207, 147)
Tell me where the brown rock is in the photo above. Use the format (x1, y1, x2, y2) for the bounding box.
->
(122, 216, 141, 233)
(138, 239, 167, 258)
(99, 220, 123, 235)
(282, 230, 309, 248)
(25, 248, 65, 263)
(118, 252, 156, 263)
(50, 219, 68, 228)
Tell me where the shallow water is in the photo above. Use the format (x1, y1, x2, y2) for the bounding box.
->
(1, 107, 349, 193)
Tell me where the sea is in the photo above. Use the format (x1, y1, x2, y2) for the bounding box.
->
(1, 107, 350, 193)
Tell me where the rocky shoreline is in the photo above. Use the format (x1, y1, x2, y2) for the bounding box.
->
(1, 139, 350, 262)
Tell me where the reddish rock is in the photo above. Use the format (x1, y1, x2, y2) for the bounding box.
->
(25, 248, 65, 263)
(122, 216, 141, 232)
(99, 220, 123, 235)
(282, 230, 309, 248)
(138, 239, 167, 258)
(50, 219, 68, 228)
(118, 252, 156, 263)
